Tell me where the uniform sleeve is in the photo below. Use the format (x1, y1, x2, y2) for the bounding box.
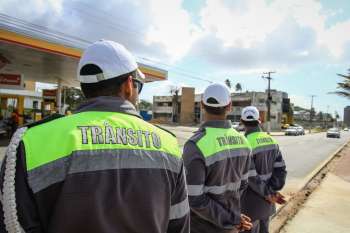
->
(239, 151, 252, 195)
(246, 155, 275, 198)
(183, 141, 239, 228)
(167, 162, 190, 233)
(0, 142, 43, 233)
(268, 147, 287, 192)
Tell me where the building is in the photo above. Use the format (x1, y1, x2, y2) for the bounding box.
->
(153, 87, 200, 125)
(344, 106, 350, 127)
(0, 80, 42, 122)
(0, 24, 168, 124)
(153, 88, 293, 130)
(227, 90, 292, 130)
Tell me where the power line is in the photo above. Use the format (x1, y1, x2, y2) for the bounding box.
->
(0, 13, 213, 84)
(138, 57, 212, 83)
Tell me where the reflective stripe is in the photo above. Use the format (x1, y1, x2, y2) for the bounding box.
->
(170, 198, 189, 220)
(205, 148, 251, 166)
(241, 172, 249, 181)
(259, 173, 272, 181)
(203, 181, 241, 195)
(252, 144, 278, 154)
(27, 149, 182, 193)
(248, 169, 257, 177)
(274, 161, 285, 168)
(188, 185, 204, 196)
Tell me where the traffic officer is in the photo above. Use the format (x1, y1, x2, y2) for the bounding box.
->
(0, 40, 189, 233)
(240, 106, 287, 233)
(183, 83, 253, 233)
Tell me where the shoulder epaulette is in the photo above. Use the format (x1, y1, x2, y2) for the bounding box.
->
(189, 127, 206, 143)
(23, 113, 65, 129)
(154, 125, 177, 138)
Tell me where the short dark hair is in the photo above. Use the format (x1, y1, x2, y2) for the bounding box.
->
(80, 64, 136, 98)
(241, 119, 260, 127)
(202, 102, 230, 115)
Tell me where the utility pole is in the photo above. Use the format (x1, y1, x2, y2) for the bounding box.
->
(262, 71, 276, 134)
(309, 95, 316, 133)
(326, 105, 329, 129)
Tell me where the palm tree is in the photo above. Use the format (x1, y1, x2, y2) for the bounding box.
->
(225, 79, 232, 89)
(235, 83, 242, 92)
(331, 69, 350, 98)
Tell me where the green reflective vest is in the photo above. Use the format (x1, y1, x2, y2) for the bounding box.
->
(22, 111, 181, 172)
(246, 131, 277, 150)
(196, 127, 251, 157)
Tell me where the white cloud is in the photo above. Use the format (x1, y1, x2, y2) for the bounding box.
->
(194, 0, 350, 66)
(145, 0, 201, 61)
(0, 0, 63, 20)
(1, 0, 350, 68)
(289, 94, 311, 109)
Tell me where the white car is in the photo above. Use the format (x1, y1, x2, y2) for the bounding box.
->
(327, 128, 340, 138)
(344, 128, 349, 131)
(285, 127, 299, 136)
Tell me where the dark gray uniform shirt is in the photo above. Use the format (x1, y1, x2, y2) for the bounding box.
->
(183, 120, 252, 233)
(241, 127, 287, 220)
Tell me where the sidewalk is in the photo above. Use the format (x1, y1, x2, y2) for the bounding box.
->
(280, 145, 350, 233)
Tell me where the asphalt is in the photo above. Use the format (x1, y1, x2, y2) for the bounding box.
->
(280, 144, 350, 233)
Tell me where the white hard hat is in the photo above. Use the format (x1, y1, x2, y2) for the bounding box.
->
(78, 40, 145, 83)
(202, 83, 231, 107)
(241, 106, 260, 121)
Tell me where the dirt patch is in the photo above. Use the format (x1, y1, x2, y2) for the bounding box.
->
(270, 143, 350, 233)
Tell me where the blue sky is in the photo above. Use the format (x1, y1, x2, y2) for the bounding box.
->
(1, 0, 349, 118)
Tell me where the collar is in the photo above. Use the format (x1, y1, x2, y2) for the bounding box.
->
(245, 126, 262, 136)
(75, 96, 141, 118)
(200, 120, 232, 129)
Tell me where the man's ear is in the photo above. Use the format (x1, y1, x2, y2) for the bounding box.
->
(121, 76, 134, 98)
(227, 101, 232, 113)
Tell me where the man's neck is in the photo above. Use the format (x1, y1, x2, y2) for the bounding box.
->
(204, 113, 227, 122)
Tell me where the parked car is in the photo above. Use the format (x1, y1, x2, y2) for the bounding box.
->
(344, 127, 349, 131)
(327, 128, 340, 138)
(285, 127, 299, 136)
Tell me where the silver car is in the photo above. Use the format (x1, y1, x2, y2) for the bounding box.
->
(285, 127, 299, 136)
(327, 128, 340, 138)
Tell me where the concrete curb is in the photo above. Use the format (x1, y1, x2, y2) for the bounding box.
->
(270, 139, 350, 233)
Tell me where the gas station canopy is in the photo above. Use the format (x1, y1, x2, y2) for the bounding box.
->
(0, 28, 168, 87)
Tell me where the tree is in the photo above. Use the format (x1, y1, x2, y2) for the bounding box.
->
(331, 68, 350, 98)
(235, 83, 242, 92)
(225, 79, 232, 89)
(170, 86, 180, 123)
(62, 87, 85, 111)
(139, 99, 152, 111)
(317, 111, 324, 121)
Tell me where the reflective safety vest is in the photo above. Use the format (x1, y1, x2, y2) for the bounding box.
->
(196, 127, 251, 160)
(2, 110, 188, 233)
(246, 131, 278, 154)
(23, 111, 182, 194)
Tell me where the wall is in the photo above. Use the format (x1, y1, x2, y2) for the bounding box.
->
(180, 87, 195, 124)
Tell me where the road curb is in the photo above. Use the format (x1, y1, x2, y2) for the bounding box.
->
(270, 139, 350, 233)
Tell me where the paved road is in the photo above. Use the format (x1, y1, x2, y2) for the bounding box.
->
(278, 131, 350, 194)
